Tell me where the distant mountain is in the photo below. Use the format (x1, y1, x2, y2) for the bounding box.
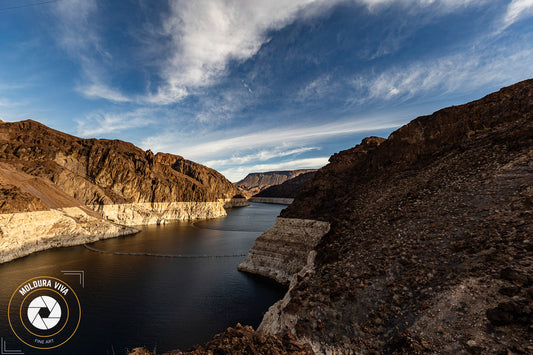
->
(0, 119, 242, 263)
(235, 169, 317, 198)
(253, 171, 316, 199)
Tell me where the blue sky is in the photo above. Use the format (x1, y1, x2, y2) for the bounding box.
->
(0, 0, 532, 181)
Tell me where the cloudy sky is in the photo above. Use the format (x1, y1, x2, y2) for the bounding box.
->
(0, 0, 532, 181)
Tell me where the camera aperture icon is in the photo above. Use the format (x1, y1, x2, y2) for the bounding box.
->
(27, 295, 62, 330)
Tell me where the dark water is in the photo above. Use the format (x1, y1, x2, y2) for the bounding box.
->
(0, 203, 287, 355)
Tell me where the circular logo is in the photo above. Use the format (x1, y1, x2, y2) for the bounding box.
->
(8, 276, 81, 350)
(27, 295, 62, 330)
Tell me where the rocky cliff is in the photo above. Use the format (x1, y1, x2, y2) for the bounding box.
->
(0, 119, 241, 262)
(237, 79, 533, 354)
(238, 218, 330, 284)
(236, 169, 317, 198)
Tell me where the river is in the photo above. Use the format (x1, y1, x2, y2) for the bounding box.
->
(0, 203, 287, 354)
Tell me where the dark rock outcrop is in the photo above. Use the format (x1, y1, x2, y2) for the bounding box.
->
(133, 324, 313, 355)
(236, 169, 317, 199)
(253, 171, 316, 199)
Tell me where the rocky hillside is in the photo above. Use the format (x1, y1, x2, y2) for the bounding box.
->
(258, 79, 532, 353)
(0, 119, 242, 262)
(132, 79, 533, 354)
(236, 169, 317, 198)
(0, 119, 239, 208)
(254, 171, 316, 199)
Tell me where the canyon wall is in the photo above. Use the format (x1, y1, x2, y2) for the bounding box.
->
(0, 119, 241, 263)
(237, 79, 533, 354)
(238, 217, 330, 284)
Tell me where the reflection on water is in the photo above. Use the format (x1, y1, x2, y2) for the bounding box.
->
(0, 203, 286, 355)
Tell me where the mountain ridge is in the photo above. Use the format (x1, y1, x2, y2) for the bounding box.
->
(236, 169, 317, 198)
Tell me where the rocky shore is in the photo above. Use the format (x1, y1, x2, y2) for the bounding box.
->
(223, 197, 250, 208)
(90, 201, 228, 226)
(0, 207, 137, 263)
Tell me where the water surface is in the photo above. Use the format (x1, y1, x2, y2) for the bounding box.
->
(0, 203, 286, 354)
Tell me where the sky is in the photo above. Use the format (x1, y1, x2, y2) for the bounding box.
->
(0, 0, 532, 182)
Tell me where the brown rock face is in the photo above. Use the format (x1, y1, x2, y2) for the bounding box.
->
(257, 79, 532, 353)
(236, 169, 317, 199)
(0, 119, 239, 212)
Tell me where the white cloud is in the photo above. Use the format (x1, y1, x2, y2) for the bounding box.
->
(76, 83, 132, 103)
(151, 0, 325, 104)
(49, 0, 486, 105)
(503, 0, 533, 28)
(76, 108, 156, 137)
(205, 147, 318, 167)
(141, 115, 401, 160)
(148, 0, 484, 104)
(220, 157, 329, 182)
(0, 97, 22, 107)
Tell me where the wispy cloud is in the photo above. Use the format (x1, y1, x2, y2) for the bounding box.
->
(53, 0, 103, 69)
(76, 108, 156, 137)
(48, 0, 488, 106)
(76, 83, 132, 103)
(141, 115, 402, 160)
(503, 0, 533, 29)
(146, 0, 485, 105)
(220, 157, 329, 182)
(205, 147, 318, 167)
(52, 0, 126, 103)
(351, 42, 533, 105)
(0, 97, 23, 107)
(294, 74, 334, 102)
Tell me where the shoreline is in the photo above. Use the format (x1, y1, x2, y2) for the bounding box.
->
(0, 200, 244, 264)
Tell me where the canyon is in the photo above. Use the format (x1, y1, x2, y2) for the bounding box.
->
(134, 78, 532, 354)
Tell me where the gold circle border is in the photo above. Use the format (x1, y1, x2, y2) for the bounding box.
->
(20, 288, 69, 338)
(8, 276, 81, 350)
